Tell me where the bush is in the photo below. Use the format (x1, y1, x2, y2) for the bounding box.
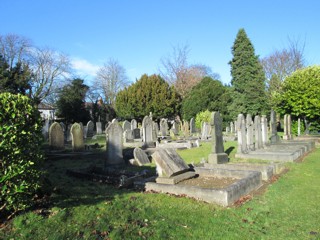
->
(291, 119, 305, 136)
(195, 110, 211, 129)
(0, 93, 44, 214)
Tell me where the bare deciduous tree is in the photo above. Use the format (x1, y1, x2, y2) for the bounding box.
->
(29, 47, 71, 104)
(159, 44, 218, 97)
(0, 34, 32, 69)
(94, 58, 129, 107)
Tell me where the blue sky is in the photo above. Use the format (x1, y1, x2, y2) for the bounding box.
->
(2, 0, 320, 85)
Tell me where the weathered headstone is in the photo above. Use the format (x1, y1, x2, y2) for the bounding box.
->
(131, 119, 137, 130)
(96, 122, 102, 134)
(123, 129, 134, 142)
(283, 114, 292, 140)
(133, 148, 150, 166)
(237, 114, 247, 154)
(254, 115, 263, 150)
(208, 112, 228, 164)
(160, 119, 168, 136)
(86, 120, 94, 138)
(201, 122, 210, 140)
(270, 109, 280, 143)
(142, 116, 155, 148)
(261, 115, 268, 147)
(230, 121, 235, 134)
(122, 120, 131, 132)
(152, 122, 159, 142)
(171, 120, 179, 135)
(182, 120, 189, 136)
(67, 124, 72, 142)
(225, 126, 230, 134)
(132, 128, 141, 139)
(297, 118, 301, 136)
(105, 119, 124, 166)
(190, 117, 196, 134)
(71, 123, 84, 151)
(246, 114, 255, 151)
(49, 122, 64, 150)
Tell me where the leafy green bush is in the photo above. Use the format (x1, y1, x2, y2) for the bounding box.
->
(0, 93, 44, 214)
(195, 110, 211, 129)
(291, 119, 305, 136)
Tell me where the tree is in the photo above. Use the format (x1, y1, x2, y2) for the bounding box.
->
(55, 78, 91, 124)
(228, 28, 267, 118)
(159, 44, 219, 97)
(115, 74, 181, 121)
(274, 66, 320, 133)
(181, 77, 230, 121)
(29, 47, 70, 104)
(94, 58, 129, 107)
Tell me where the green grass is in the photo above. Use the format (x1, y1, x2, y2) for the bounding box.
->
(1, 140, 320, 239)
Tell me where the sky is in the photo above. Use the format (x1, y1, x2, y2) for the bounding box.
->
(2, 0, 320, 85)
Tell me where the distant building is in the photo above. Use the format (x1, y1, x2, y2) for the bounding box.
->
(38, 103, 56, 120)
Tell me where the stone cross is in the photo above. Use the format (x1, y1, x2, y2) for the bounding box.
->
(208, 112, 228, 164)
(105, 119, 124, 166)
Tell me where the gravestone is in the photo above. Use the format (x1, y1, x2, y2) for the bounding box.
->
(66, 124, 72, 142)
(49, 122, 64, 150)
(246, 114, 255, 151)
(83, 126, 88, 139)
(171, 120, 179, 135)
(96, 122, 102, 134)
(261, 115, 268, 147)
(160, 119, 168, 136)
(190, 117, 196, 134)
(132, 148, 150, 166)
(201, 122, 210, 140)
(225, 126, 230, 134)
(283, 114, 292, 140)
(71, 123, 84, 151)
(122, 120, 131, 132)
(131, 119, 137, 130)
(230, 121, 235, 134)
(270, 110, 280, 143)
(106, 119, 124, 166)
(42, 119, 50, 140)
(152, 122, 159, 142)
(208, 112, 228, 164)
(132, 128, 141, 139)
(254, 115, 263, 150)
(183, 120, 189, 136)
(123, 129, 134, 142)
(142, 116, 155, 148)
(237, 114, 247, 154)
(86, 120, 94, 138)
(298, 118, 301, 136)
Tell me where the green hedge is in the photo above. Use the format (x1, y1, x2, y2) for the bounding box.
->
(0, 93, 44, 213)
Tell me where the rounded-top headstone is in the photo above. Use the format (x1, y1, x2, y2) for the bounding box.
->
(49, 122, 64, 150)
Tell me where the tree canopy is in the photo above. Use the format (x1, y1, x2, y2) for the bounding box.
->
(181, 77, 231, 121)
(228, 28, 267, 118)
(115, 74, 181, 121)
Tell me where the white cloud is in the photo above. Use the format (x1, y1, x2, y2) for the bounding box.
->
(71, 57, 100, 78)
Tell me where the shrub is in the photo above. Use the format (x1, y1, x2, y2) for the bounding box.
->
(195, 110, 211, 129)
(0, 93, 44, 214)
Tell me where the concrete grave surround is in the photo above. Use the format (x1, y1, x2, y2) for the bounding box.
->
(49, 122, 64, 150)
(133, 148, 150, 166)
(71, 123, 84, 151)
(106, 119, 124, 166)
(207, 112, 228, 164)
(86, 120, 94, 138)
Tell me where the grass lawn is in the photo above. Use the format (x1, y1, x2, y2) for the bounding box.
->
(1, 140, 320, 239)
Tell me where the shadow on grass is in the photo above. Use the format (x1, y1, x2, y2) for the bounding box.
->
(225, 146, 235, 156)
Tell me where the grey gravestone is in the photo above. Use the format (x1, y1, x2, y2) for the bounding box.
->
(96, 122, 102, 134)
(190, 117, 196, 134)
(49, 122, 64, 150)
(237, 114, 247, 154)
(133, 147, 150, 166)
(67, 124, 72, 142)
(230, 121, 235, 134)
(152, 148, 189, 177)
(123, 129, 134, 142)
(131, 119, 137, 130)
(122, 120, 131, 132)
(183, 120, 189, 136)
(106, 119, 124, 166)
(71, 123, 84, 151)
(132, 128, 141, 139)
(142, 116, 155, 148)
(86, 120, 94, 138)
(83, 126, 88, 139)
(283, 114, 292, 140)
(225, 126, 230, 134)
(171, 120, 179, 135)
(246, 114, 255, 151)
(208, 112, 228, 164)
(160, 119, 168, 136)
(201, 122, 210, 140)
(270, 110, 280, 143)
(152, 121, 159, 141)
(261, 115, 268, 146)
(298, 118, 301, 136)
(254, 115, 263, 150)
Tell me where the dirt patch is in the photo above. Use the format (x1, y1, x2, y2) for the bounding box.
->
(177, 176, 238, 189)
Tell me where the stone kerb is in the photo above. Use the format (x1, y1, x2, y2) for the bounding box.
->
(49, 122, 64, 150)
(106, 119, 124, 166)
(207, 112, 228, 164)
(71, 123, 84, 151)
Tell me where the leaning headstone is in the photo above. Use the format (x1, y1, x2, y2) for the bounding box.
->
(49, 122, 64, 150)
(237, 114, 247, 154)
(105, 119, 124, 166)
(246, 114, 255, 151)
(190, 117, 196, 134)
(208, 112, 228, 164)
(122, 120, 131, 132)
(133, 148, 150, 166)
(86, 120, 94, 138)
(71, 123, 84, 151)
(270, 109, 280, 143)
(142, 116, 155, 148)
(261, 115, 268, 147)
(254, 115, 263, 150)
(96, 122, 102, 134)
(131, 119, 137, 130)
